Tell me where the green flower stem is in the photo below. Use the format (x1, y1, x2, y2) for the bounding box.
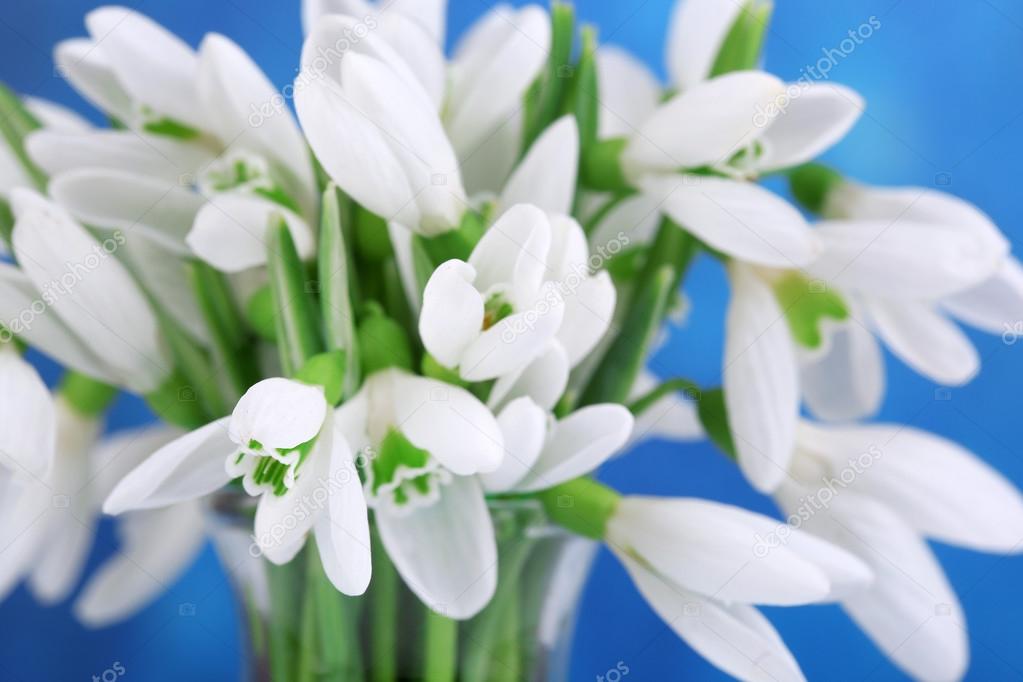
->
(521, 1, 575, 155)
(489, 584, 521, 682)
(188, 261, 259, 401)
(267, 216, 324, 375)
(422, 609, 458, 681)
(788, 162, 844, 215)
(627, 377, 700, 416)
(581, 189, 636, 236)
(58, 372, 117, 418)
(370, 531, 398, 682)
(266, 558, 304, 682)
(318, 184, 361, 399)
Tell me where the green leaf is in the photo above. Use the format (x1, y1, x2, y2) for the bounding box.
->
(709, 0, 774, 77)
(0, 82, 45, 190)
(579, 265, 676, 406)
(772, 271, 849, 349)
(354, 204, 393, 262)
(244, 284, 278, 342)
(696, 388, 737, 459)
(357, 304, 413, 376)
(294, 350, 347, 406)
(788, 162, 844, 215)
(266, 216, 323, 375)
(520, 1, 575, 154)
(573, 25, 600, 159)
(189, 261, 260, 399)
(318, 185, 360, 398)
(0, 195, 14, 250)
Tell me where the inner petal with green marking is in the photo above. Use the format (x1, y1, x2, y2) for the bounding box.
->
(366, 428, 450, 515)
(772, 271, 850, 349)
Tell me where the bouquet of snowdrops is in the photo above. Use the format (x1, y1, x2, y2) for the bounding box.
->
(1, 0, 1020, 680)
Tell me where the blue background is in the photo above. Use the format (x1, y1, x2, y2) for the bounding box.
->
(2, 1, 1023, 680)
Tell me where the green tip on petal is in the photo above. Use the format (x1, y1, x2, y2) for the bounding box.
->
(772, 271, 850, 349)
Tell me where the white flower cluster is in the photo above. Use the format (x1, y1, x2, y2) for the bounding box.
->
(0, 1, 1020, 680)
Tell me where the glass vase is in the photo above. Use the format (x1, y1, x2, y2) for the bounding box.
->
(208, 491, 596, 681)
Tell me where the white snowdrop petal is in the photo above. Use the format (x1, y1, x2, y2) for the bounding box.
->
(74, 501, 206, 627)
(500, 116, 579, 216)
(27, 130, 213, 185)
(808, 219, 1006, 300)
(419, 260, 484, 369)
(618, 552, 806, 682)
(187, 193, 316, 273)
(596, 47, 660, 139)
(11, 188, 170, 392)
(607, 497, 832, 606)
(757, 83, 864, 172)
(514, 404, 634, 493)
(384, 370, 504, 475)
(376, 476, 497, 619)
(640, 175, 819, 267)
(943, 257, 1023, 334)
(724, 265, 798, 493)
(85, 6, 202, 128)
(480, 397, 547, 493)
(866, 299, 979, 386)
(49, 168, 205, 255)
(487, 341, 569, 412)
(556, 270, 617, 367)
(230, 378, 327, 451)
(624, 72, 783, 173)
(314, 426, 372, 596)
(104, 418, 234, 514)
(54, 39, 134, 124)
(800, 315, 885, 422)
(0, 348, 56, 478)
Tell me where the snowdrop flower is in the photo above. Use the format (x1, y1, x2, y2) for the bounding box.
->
(800, 180, 1013, 420)
(419, 204, 565, 382)
(482, 397, 634, 494)
(105, 376, 373, 596)
(48, 6, 316, 273)
(775, 421, 1023, 681)
(445, 4, 551, 196)
(301, 0, 447, 106)
(338, 368, 504, 619)
(0, 189, 171, 393)
(297, 14, 467, 236)
(606, 495, 872, 682)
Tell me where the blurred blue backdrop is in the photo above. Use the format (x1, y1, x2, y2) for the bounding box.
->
(2, 1, 1023, 680)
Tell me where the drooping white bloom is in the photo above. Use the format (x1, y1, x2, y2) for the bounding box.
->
(419, 205, 565, 381)
(48, 7, 316, 273)
(297, 14, 467, 235)
(607, 496, 872, 682)
(801, 182, 1013, 420)
(339, 368, 504, 619)
(775, 421, 1023, 681)
(482, 397, 634, 494)
(105, 376, 373, 596)
(301, 0, 447, 106)
(0, 189, 171, 393)
(445, 4, 551, 196)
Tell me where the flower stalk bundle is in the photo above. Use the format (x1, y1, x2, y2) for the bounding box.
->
(1, 1, 1022, 680)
